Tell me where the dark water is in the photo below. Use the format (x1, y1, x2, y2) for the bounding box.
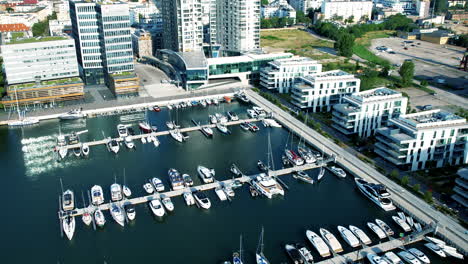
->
(0, 102, 457, 263)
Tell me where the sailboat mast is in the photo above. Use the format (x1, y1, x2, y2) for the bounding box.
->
(59, 178, 64, 194)
(239, 234, 243, 260)
(261, 226, 265, 253)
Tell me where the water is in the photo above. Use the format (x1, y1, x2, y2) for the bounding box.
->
(0, 102, 459, 263)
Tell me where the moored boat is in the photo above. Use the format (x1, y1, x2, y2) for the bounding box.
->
(110, 203, 125, 227)
(383, 252, 403, 264)
(376, 219, 394, 236)
(215, 187, 228, 201)
(82, 212, 92, 226)
(197, 165, 215, 183)
(107, 138, 120, 154)
(329, 166, 346, 178)
(230, 164, 243, 176)
(424, 243, 445, 258)
(139, 121, 152, 133)
(149, 199, 165, 217)
(248, 122, 260, 132)
(94, 209, 106, 227)
(110, 183, 123, 201)
(81, 143, 90, 157)
(293, 170, 314, 184)
(125, 205, 136, 221)
(216, 123, 230, 134)
(306, 230, 330, 257)
(257, 160, 269, 172)
(62, 215, 75, 240)
(56, 135, 68, 159)
(91, 185, 104, 205)
(123, 185, 131, 197)
(183, 191, 195, 206)
(62, 189, 75, 211)
(285, 244, 304, 264)
(59, 109, 85, 120)
(123, 136, 134, 149)
(252, 174, 284, 199)
(193, 191, 211, 209)
(367, 222, 387, 239)
(408, 248, 430, 264)
(349, 225, 372, 245)
(151, 177, 165, 192)
(392, 216, 411, 232)
(168, 168, 184, 190)
(169, 129, 184, 143)
(398, 251, 421, 264)
(285, 149, 304, 166)
(162, 197, 174, 212)
(355, 178, 396, 211)
(295, 243, 313, 264)
(240, 122, 250, 131)
(320, 228, 343, 253)
(182, 173, 194, 187)
(117, 124, 128, 138)
(227, 111, 239, 121)
(297, 147, 316, 164)
(337, 225, 360, 248)
(367, 254, 390, 264)
(143, 183, 154, 194)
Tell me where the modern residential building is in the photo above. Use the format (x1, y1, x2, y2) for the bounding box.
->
(332, 87, 408, 138)
(261, 0, 296, 22)
(260, 57, 322, 93)
(448, 0, 467, 7)
(380, 0, 415, 14)
(216, 0, 261, 53)
(375, 110, 468, 171)
(289, 0, 323, 12)
(201, 0, 218, 45)
(320, 0, 372, 22)
(290, 70, 360, 112)
(161, 0, 203, 52)
(132, 29, 152, 58)
(452, 168, 468, 208)
(415, 0, 430, 18)
(1, 36, 84, 106)
(69, 1, 135, 87)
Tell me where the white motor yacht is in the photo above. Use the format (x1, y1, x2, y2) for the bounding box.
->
(166, 121, 175, 130)
(337, 226, 360, 248)
(376, 219, 394, 236)
(293, 170, 314, 184)
(107, 138, 120, 154)
(123, 185, 131, 197)
(285, 244, 303, 264)
(424, 243, 446, 258)
(143, 183, 154, 194)
(216, 123, 230, 134)
(247, 109, 258, 118)
(168, 168, 185, 191)
(117, 124, 128, 138)
(201, 125, 213, 137)
(240, 122, 250, 131)
(305, 230, 330, 257)
(367, 222, 387, 239)
(151, 177, 165, 192)
(355, 178, 396, 211)
(197, 165, 215, 183)
(91, 185, 104, 205)
(398, 212, 407, 222)
(81, 143, 90, 157)
(169, 129, 184, 143)
(209, 115, 218, 124)
(9, 117, 39, 127)
(367, 254, 390, 264)
(56, 135, 68, 159)
(139, 121, 152, 133)
(124, 136, 135, 149)
(182, 174, 194, 187)
(252, 174, 285, 199)
(223, 185, 235, 197)
(62, 189, 75, 211)
(398, 251, 421, 264)
(329, 166, 346, 178)
(227, 111, 239, 121)
(297, 147, 316, 164)
(94, 209, 106, 227)
(193, 192, 211, 209)
(408, 248, 430, 264)
(350, 225, 372, 245)
(82, 212, 92, 226)
(62, 215, 76, 240)
(319, 228, 343, 253)
(384, 252, 404, 264)
(253, 106, 267, 117)
(149, 199, 165, 217)
(183, 192, 195, 206)
(215, 187, 228, 201)
(59, 109, 85, 120)
(125, 205, 136, 221)
(442, 247, 464, 259)
(162, 197, 174, 212)
(392, 216, 411, 232)
(285, 149, 305, 166)
(262, 118, 282, 128)
(110, 203, 125, 227)
(425, 236, 445, 246)
(295, 243, 313, 264)
(110, 183, 123, 201)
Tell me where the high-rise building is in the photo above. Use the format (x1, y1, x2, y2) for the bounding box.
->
(161, 0, 204, 52)
(69, 1, 134, 85)
(216, 0, 261, 53)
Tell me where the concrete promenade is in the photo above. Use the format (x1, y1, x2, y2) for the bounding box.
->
(246, 90, 468, 254)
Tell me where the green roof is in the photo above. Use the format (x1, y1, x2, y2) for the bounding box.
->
(9, 77, 82, 90)
(7, 36, 68, 45)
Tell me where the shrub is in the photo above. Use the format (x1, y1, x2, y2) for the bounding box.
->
(400, 175, 409, 186)
(412, 184, 421, 193)
(389, 169, 399, 179)
(424, 190, 433, 204)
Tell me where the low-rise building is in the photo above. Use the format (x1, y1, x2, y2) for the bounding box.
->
(290, 70, 360, 112)
(321, 0, 372, 22)
(452, 167, 468, 208)
(421, 30, 450, 45)
(260, 57, 322, 93)
(261, 0, 296, 22)
(108, 72, 140, 96)
(375, 110, 468, 171)
(332, 87, 407, 138)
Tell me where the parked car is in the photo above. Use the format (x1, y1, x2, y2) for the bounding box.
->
(422, 105, 433, 111)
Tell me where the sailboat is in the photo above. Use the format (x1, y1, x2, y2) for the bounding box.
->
(233, 235, 244, 264)
(256, 227, 271, 264)
(8, 87, 39, 127)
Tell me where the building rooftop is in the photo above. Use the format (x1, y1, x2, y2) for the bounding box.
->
(208, 52, 293, 66)
(0, 23, 30, 33)
(6, 36, 68, 45)
(377, 127, 414, 142)
(301, 70, 356, 82)
(177, 51, 207, 69)
(395, 109, 467, 130)
(269, 56, 318, 67)
(353, 87, 398, 98)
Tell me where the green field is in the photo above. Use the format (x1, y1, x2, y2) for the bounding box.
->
(353, 31, 394, 66)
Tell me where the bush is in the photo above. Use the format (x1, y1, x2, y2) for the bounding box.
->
(412, 184, 421, 193)
(400, 175, 409, 186)
(420, 80, 428, 87)
(424, 190, 433, 204)
(389, 169, 399, 179)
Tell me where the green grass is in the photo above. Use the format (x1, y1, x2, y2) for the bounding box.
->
(111, 71, 134, 77)
(261, 35, 284, 41)
(7, 36, 67, 45)
(353, 31, 393, 66)
(11, 32, 24, 40)
(10, 77, 82, 90)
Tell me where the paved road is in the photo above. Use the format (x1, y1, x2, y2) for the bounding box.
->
(246, 90, 468, 254)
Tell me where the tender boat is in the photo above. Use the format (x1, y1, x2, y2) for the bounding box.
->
(257, 160, 269, 172)
(376, 219, 394, 236)
(62, 215, 75, 240)
(398, 251, 421, 264)
(367, 222, 387, 239)
(285, 244, 304, 264)
(82, 212, 92, 226)
(62, 189, 75, 211)
(149, 199, 165, 217)
(168, 168, 185, 190)
(73, 147, 81, 157)
(355, 178, 396, 211)
(392, 216, 411, 232)
(110, 183, 123, 201)
(169, 129, 184, 143)
(193, 192, 211, 209)
(197, 165, 215, 183)
(216, 123, 230, 134)
(107, 138, 120, 154)
(141, 136, 147, 144)
(151, 177, 165, 192)
(293, 170, 314, 184)
(256, 227, 270, 264)
(349, 225, 372, 245)
(306, 230, 331, 257)
(247, 109, 258, 118)
(117, 124, 128, 138)
(317, 167, 325, 181)
(125, 205, 136, 221)
(59, 109, 85, 120)
(81, 143, 90, 156)
(143, 183, 154, 194)
(408, 248, 430, 264)
(94, 209, 106, 227)
(91, 185, 104, 205)
(182, 173, 194, 187)
(183, 191, 195, 206)
(227, 111, 239, 121)
(209, 115, 218, 124)
(139, 121, 152, 133)
(285, 149, 304, 166)
(124, 136, 135, 149)
(298, 147, 316, 164)
(123, 185, 131, 197)
(367, 254, 390, 264)
(424, 243, 446, 258)
(240, 122, 250, 131)
(153, 106, 161, 112)
(110, 203, 125, 227)
(295, 243, 314, 263)
(252, 174, 285, 199)
(56, 135, 68, 159)
(162, 197, 174, 212)
(320, 228, 343, 253)
(215, 187, 228, 201)
(248, 122, 260, 132)
(384, 252, 404, 264)
(329, 166, 346, 178)
(249, 185, 259, 197)
(337, 226, 360, 248)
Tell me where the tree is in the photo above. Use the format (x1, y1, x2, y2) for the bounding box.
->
(345, 15, 354, 24)
(424, 190, 433, 203)
(261, 0, 269, 5)
(433, 0, 448, 14)
(260, 18, 273, 29)
(455, 34, 468, 48)
(296, 11, 311, 24)
(413, 184, 421, 193)
(400, 175, 409, 186)
(334, 33, 355, 57)
(389, 169, 399, 179)
(398, 60, 415, 87)
(6, 7, 13, 13)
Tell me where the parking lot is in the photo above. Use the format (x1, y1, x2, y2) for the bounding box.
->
(371, 37, 468, 91)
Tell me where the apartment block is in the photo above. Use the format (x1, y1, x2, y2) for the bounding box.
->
(375, 110, 468, 171)
(452, 168, 468, 208)
(321, 0, 372, 22)
(332, 87, 407, 138)
(260, 57, 322, 93)
(289, 0, 323, 12)
(261, 0, 296, 22)
(290, 70, 360, 112)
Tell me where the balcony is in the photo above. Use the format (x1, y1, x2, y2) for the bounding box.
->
(455, 178, 468, 190)
(453, 186, 468, 199)
(332, 123, 354, 135)
(291, 94, 307, 103)
(375, 148, 407, 165)
(375, 142, 407, 159)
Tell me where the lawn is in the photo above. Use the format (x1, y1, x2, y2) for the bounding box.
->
(261, 29, 334, 60)
(353, 31, 394, 67)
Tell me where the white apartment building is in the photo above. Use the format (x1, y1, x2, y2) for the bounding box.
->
(161, 0, 203, 52)
(129, 2, 160, 25)
(375, 110, 468, 171)
(260, 57, 322, 93)
(201, 0, 218, 45)
(332, 87, 408, 138)
(1, 36, 79, 85)
(261, 0, 296, 22)
(380, 0, 415, 14)
(217, 0, 261, 53)
(289, 0, 324, 12)
(290, 70, 360, 112)
(321, 0, 372, 22)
